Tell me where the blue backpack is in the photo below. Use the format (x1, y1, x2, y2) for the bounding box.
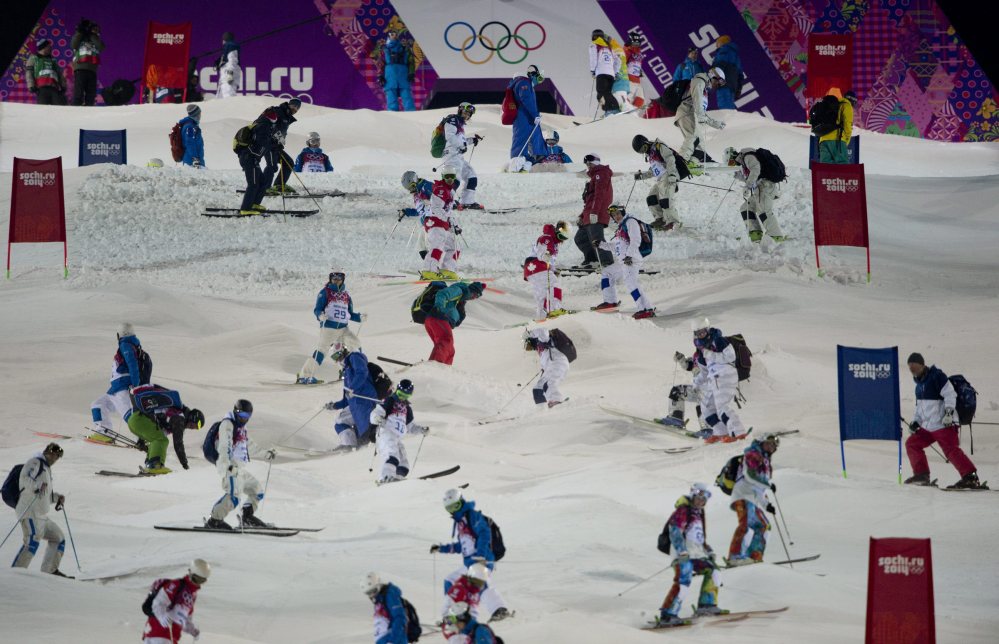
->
(948, 375, 977, 425)
(624, 216, 654, 257)
(202, 421, 222, 464)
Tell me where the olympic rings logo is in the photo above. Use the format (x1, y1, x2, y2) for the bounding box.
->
(444, 21, 546, 65)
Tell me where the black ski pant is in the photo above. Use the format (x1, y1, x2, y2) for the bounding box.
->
(239, 151, 275, 210)
(574, 223, 613, 266)
(271, 149, 294, 189)
(595, 74, 620, 113)
(73, 69, 98, 106)
(36, 87, 64, 105)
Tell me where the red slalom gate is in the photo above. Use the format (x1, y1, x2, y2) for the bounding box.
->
(7, 157, 67, 278)
(866, 537, 935, 644)
(811, 162, 871, 281)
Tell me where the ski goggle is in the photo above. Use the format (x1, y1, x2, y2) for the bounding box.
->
(608, 205, 626, 217)
(442, 173, 457, 183)
(235, 410, 252, 422)
(395, 389, 412, 401)
(459, 103, 475, 117)
(445, 499, 463, 514)
(190, 573, 208, 585)
(693, 328, 709, 339)
(330, 272, 345, 282)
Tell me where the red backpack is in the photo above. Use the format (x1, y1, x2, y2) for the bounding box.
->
(169, 123, 184, 162)
(501, 87, 518, 125)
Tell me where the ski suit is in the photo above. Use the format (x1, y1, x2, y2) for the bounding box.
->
(237, 114, 277, 212)
(508, 74, 546, 164)
(441, 115, 478, 206)
(523, 224, 564, 319)
(728, 440, 772, 561)
(299, 282, 362, 381)
(381, 37, 415, 112)
(598, 217, 653, 312)
(142, 576, 202, 644)
(673, 57, 704, 82)
(638, 142, 681, 228)
(370, 394, 425, 482)
(423, 179, 461, 275)
(528, 328, 570, 405)
(624, 44, 645, 107)
(294, 146, 333, 173)
(675, 73, 724, 161)
(178, 115, 205, 167)
(737, 151, 784, 240)
(371, 582, 409, 644)
(660, 495, 720, 618)
(906, 365, 976, 478)
(11, 454, 64, 573)
(216, 49, 241, 99)
(575, 163, 614, 267)
(436, 500, 507, 620)
(126, 384, 190, 469)
(695, 329, 746, 438)
(818, 98, 854, 164)
(425, 282, 474, 365)
(210, 412, 267, 521)
(712, 42, 742, 109)
(330, 350, 379, 446)
(92, 333, 149, 434)
(589, 38, 621, 113)
(268, 102, 298, 190)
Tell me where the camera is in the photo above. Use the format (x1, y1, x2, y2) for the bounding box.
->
(78, 19, 94, 34)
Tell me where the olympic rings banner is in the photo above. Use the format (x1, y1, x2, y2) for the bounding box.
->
(443, 20, 547, 66)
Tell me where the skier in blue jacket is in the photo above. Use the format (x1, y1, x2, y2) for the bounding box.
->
(712, 36, 742, 109)
(378, 29, 415, 111)
(673, 47, 705, 81)
(325, 348, 381, 450)
(294, 132, 334, 172)
(362, 573, 410, 644)
(297, 271, 364, 385)
(507, 65, 547, 172)
(90, 323, 151, 442)
(180, 104, 205, 167)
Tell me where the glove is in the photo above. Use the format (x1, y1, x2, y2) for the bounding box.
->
(674, 351, 686, 364)
(183, 621, 200, 638)
(359, 313, 368, 322)
(192, 158, 201, 168)
(676, 552, 690, 565)
(319, 313, 328, 323)
(55, 495, 65, 511)
(635, 171, 644, 180)
(378, 74, 385, 87)
(766, 503, 776, 514)
(430, 544, 441, 554)
(29, 86, 38, 94)
(770, 482, 777, 493)
(266, 449, 277, 461)
(182, 462, 190, 470)
(534, 116, 542, 126)
(453, 225, 462, 236)
(908, 420, 920, 433)
(472, 134, 483, 145)
(325, 401, 339, 411)
(623, 256, 633, 266)
(943, 409, 955, 426)
(459, 145, 467, 154)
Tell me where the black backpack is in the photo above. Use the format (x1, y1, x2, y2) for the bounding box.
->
(948, 375, 978, 425)
(2, 458, 46, 509)
(368, 362, 394, 400)
(483, 515, 506, 561)
(142, 578, 186, 617)
(809, 95, 841, 136)
(715, 454, 743, 496)
(624, 216, 654, 257)
(402, 597, 422, 642)
(656, 523, 671, 554)
(411, 281, 447, 324)
(726, 334, 753, 381)
(548, 328, 577, 363)
(659, 78, 691, 112)
(748, 149, 786, 183)
(664, 144, 692, 181)
(202, 421, 222, 464)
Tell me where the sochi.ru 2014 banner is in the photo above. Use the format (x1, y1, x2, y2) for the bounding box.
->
(866, 537, 935, 644)
(837, 345, 900, 478)
(7, 157, 68, 278)
(78, 129, 126, 166)
(812, 163, 870, 279)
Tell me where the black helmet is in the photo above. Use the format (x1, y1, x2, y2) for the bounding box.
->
(233, 399, 253, 423)
(631, 134, 650, 154)
(185, 407, 205, 429)
(591, 29, 605, 41)
(627, 32, 642, 46)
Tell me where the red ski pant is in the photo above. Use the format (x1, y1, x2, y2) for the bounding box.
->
(425, 317, 455, 365)
(906, 425, 976, 477)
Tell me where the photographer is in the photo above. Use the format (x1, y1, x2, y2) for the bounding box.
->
(71, 18, 104, 106)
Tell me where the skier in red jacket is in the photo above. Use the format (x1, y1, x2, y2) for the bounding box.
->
(573, 153, 614, 270)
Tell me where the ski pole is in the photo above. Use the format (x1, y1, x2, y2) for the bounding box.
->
(616, 565, 671, 597)
(900, 418, 949, 463)
(277, 407, 325, 448)
(770, 501, 792, 568)
(1, 495, 38, 549)
(61, 506, 82, 572)
(703, 176, 738, 231)
(285, 158, 323, 212)
(377, 356, 415, 367)
(432, 551, 438, 617)
(624, 176, 638, 209)
(492, 371, 542, 416)
(410, 432, 428, 474)
(261, 459, 274, 505)
(515, 122, 541, 160)
(772, 489, 793, 545)
(679, 180, 736, 192)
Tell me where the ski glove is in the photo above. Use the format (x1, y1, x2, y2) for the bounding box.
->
(908, 421, 920, 433)
(623, 256, 633, 266)
(359, 313, 368, 322)
(534, 116, 542, 125)
(766, 503, 776, 514)
(770, 482, 777, 493)
(472, 134, 483, 145)
(674, 351, 687, 364)
(454, 226, 463, 236)
(325, 401, 339, 411)
(943, 409, 955, 426)
(430, 544, 441, 553)
(265, 449, 277, 461)
(55, 495, 65, 511)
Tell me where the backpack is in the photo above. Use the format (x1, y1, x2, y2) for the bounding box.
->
(202, 421, 222, 464)
(483, 515, 506, 561)
(548, 328, 577, 363)
(809, 95, 841, 136)
(430, 119, 447, 158)
(142, 578, 186, 617)
(402, 597, 422, 642)
(665, 144, 692, 181)
(748, 148, 786, 183)
(624, 216, 654, 258)
(169, 123, 184, 162)
(473, 624, 504, 644)
(726, 334, 752, 381)
(368, 362, 393, 400)
(656, 523, 671, 554)
(659, 78, 691, 112)
(232, 123, 255, 152)
(948, 375, 978, 425)
(411, 281, 447, 324)
(501, 86, 518, 126)
(715, 454, 743, 496)
(137, 347, 153, 385)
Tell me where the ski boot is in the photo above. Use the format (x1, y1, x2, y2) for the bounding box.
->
(251, 203, 267, 212)
(329, 445, 357, 455)
(419, 270, 442, 280)
(633, 308, 656, 320)
(655, 416, 684, 428)
(437, 269, 460, 280)
(694, 605, 727, 617)
(904, 472, 933, 486)
(459, 202, 484, 210)
(547, 400, 564, 409)
(87, 431, 114, 444)
(690, 428, 713, 439)
(546, 308, 571, 319)
(685, 158, 704, 176)
(770, 235, 788, 243)
(205, 517, 234, 531)
(239, 209, 260, 216)
(296, 375, 322, 385)
(947, 471, 988, 490)
(239, 505, 272, 528)
(51, 569, 75, 579)
(655, 611, 689, 628)
(376, 475, 403, 486)
(650, 219, 669, 231)
(723, 555, 757, 568)
(591, 301, 620, 311)
(141, 458, 171, 475)
(748, 230, 763, 243)
(490, 608, 512, 621)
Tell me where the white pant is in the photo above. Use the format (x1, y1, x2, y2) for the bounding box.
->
(526, 269, 562, 319)
(740, 181, 784, 238)
(216, 65, 241, 98)
(91, 389, 132, 433)
(443, 568, 507, 621)
(601, 261, 652, 311)
(211, 467, 262, 520)
(376, 427, 410, 480)
(335, 408, 358, 447)
(535, 355, 569, 404)
(12, 516, 64, 573)
(675, 103, 701, 160)
(423, 226, 459, 273)
(701, 368, 746, 437)
(441, 149, 477, 205)
(299, 325, 361, 379)
(648, 176, 680, 226)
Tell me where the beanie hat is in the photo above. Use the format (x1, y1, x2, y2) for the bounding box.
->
(288, 98, 302, 109)
(716, 35, 731, 46)
(468, 282, 486, 297)
(186, 104, 201, 119)
(36, 39, 52, 50)
(906, 352, 925, 366)
(844, 89, 858, 103)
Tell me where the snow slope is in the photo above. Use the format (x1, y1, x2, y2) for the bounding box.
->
(1, 98, 999, 643)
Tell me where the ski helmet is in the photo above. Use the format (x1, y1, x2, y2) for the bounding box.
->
(329, 270, 346, 283)
(396, 379, 414, 400)
(307, 131, 321, 147)
(526, 64, 545, 84)
(555, 220, 570, 241)
(466, 563, 490, 583)
(761, 434, 781, 451)
(631, 134, 650, 154)
(628, 32, 642, 46)
(233, 399, 253, 424)
(582, 153, 601, 165)
(401, 170, 419, 191)
(147, 158, 164, 168)
(185, 408, 205, 429)
(189, 559, 211, 583)
(330, 347, 350, 363)
(361, 572, 382, 597)
(439, 164, 459, 182)
(43, 443, 64, 459)
(118, 322, 135, 338)
(443, 488, 464, 514)
(691, 318, 710, 334)
(689, 482, 712, 502)
(544, 130, 559, 145)
(457, 102, 475, 119)
(708, 67, 726, 84)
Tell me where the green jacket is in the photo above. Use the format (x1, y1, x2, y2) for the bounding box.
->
(26, 54, 65, 91)
(71, 32, 104, 72)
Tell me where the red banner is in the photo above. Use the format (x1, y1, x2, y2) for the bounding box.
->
(811, 162, 870, 278)
(141, 21, 191, 103)
(866, 538, 935, 644)
(7, 157, 67, 277)
(806, 33, 853, 98)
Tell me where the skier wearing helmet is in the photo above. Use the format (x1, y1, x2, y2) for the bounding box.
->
(294, 132, 334, 172)
(421, 166, 463, 280)
(297, 271, 365, 385)
(440, 102, 483, 209)
(726, 434, 780, 566)
(523, 221, 571, 319)
(361, 572, 413, 644)
(369, 379, 428, 485)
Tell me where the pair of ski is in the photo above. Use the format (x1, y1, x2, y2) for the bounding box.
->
(910, 478, 993, 492)
(643, 605, 789, 630)
(560, 267, 661, 276)
(719, 554, 821, 569)
(377, 276, 496, 287)
(201, 207, 319, 218)
(236, 189, 347, 199)
(153, 524, 323, 538)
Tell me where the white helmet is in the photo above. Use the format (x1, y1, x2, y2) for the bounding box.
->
(307, 131, 321, 146)
(466, 562, 490, 583)
(118, 322, 135, 338)
(689, 482, 712, 501)
(401, 170, 418, 189)
(189, 558, 211, 581)
(690, 318, 710, 333)
(709, 67, 726, 83)
(439, 164, 459, 179)
(361, 571, 382, 596)
(443, 488, 464, 512)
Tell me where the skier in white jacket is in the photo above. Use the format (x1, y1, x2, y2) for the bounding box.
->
(593, 204, 655, 319)
(676, 319, 747, 442)
(369, 379, 428, 485)
(524, 327, 571, 407)
(216, 49, 241, 99)
(11, 443, 70, 577)
(440, 102, 482, 209)
(675, 69, 725, 171)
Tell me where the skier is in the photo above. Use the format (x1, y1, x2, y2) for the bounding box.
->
(420, 165, 463, 280)
(142, 559, 209, 644)
(532, 130, 572, 166)
(441, 102, 482, 209)
(376, 28, 416, 112)
(297, 271, 365, 385)
(657, 378, 711, 436)
(675, 68, 726, 174)
(524, 328, 571, 408)
(441, 563, 492, 622)
(361, 572, 411, 644)
(369, 379, 429, 485)
(178, 104, 205, 168)
(673, 47, 704, 82)
(507, 64, 546, 172)
(214, 31, 240, 73)
(573, 153, 614, 271)
(324, 348, 386, 450)
(424, 281, 487, 365)
(711, 36, 743, 109)
(400, 170, 433, 260)
(25, 39, 67, 105)
(10, 443, 70, 577)
(632, 134, 684, 231)
(294, 132, 334, 172)
(523, 221, 570, 319)
(90, 323, 151, 443)
(206, 399, 277, 530)
(655, 483, 722, 627)
(215, 47, 241, 99)
(726, 434, 778, 566)
(727, 147, 786, 243)
(593, 204, 656, 319)
(904, 353, 984, 489)
(444, 602, 503, 642)
(127, 384, 204, 474)
(70, 18, 103, 106)
(817, 90, 857, 164)
(265, 99, 302, 195)
(430, 489, 510, 621)
(623, 33, 646, 108)
(676, 319, 748, 442)
(589, 29, 622, 115)
(234, 108, 278, 215)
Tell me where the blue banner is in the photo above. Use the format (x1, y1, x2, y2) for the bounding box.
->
(79, 129, 127, 166)
(837, 345, 901, 478)
(809, 135, 860, 167)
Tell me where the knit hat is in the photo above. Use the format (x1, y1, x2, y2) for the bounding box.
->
(36, 39, 52, 51)
(906, 352, 925, 366)
(844, 90, 858, 103)
(186, 104, 201, 119)
(468, 282, 486, 297)
(716, 35, 731, 46)
(288, 98, 302, 109)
